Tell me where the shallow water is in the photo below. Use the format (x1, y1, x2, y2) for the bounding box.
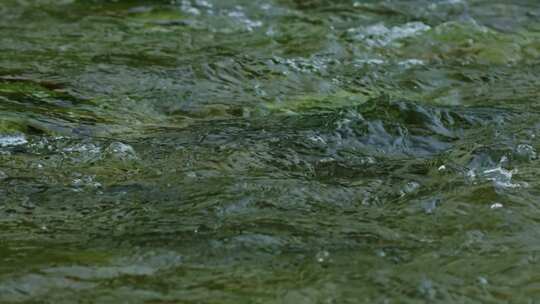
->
(2, 0, 540, 302)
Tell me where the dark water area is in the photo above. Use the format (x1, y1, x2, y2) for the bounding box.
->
(2, 0, 540, 302)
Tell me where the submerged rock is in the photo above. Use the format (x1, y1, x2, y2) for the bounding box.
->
(104, 142, 138, 161)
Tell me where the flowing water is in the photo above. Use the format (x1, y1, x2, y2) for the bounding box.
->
(2, 0, 540, 302)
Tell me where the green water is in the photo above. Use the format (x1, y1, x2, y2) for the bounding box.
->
(2, 0, 540, 302)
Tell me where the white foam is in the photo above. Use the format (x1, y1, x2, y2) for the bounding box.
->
(490, 203, 503, 209)
(398, 59, 425, 67)
(350, 22, 431, 46)
(195, 0, 212, 8)
(482, 166, 523, 189)
(180, 0, 201, 15)
(274, 56, 331, 73)
(354, 59, 385, 66)
(0, 135, 28, 147)
(228, 9, 262, 31)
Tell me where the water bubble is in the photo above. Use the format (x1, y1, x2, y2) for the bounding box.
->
(316, 250, 330, 263)
(477, 276, 488, 285)
(490, 202, 503, 209)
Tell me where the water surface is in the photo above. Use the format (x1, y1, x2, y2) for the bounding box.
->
(2, 0, 540, 302)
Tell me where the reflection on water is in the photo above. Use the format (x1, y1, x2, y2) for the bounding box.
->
(2, 0, 540, 302)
